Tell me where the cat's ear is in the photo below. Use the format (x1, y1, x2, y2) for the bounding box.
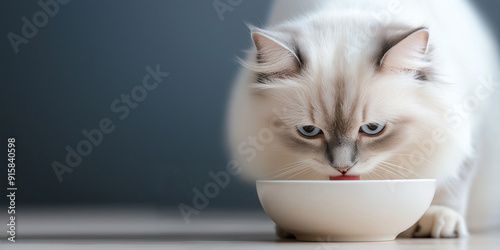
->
(379, 29, 429, 74)
(250, 27, 301, 76)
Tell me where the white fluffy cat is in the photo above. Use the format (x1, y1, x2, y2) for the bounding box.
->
(227, 0, 500, 238)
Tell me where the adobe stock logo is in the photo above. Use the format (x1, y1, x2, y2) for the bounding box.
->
(213, 0, 242, 21)
(7, 0, 70, 54)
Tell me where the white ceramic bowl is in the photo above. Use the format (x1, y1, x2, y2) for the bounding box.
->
(257, 179, 436, 241)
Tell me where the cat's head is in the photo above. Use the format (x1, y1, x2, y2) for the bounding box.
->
(242, 16, 456, 180)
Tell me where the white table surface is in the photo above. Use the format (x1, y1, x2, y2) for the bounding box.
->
(1, 207, 499, 249)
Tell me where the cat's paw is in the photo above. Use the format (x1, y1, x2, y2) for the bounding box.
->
(408, 205, 468, 238)
(275, 224, 295, 239)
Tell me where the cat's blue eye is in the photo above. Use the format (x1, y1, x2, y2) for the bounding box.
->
(297, 125, 322, 137)
(360, 123, 385, 135)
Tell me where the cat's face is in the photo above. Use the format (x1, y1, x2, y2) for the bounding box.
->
(246, 18, 450, 179)
(260, 70, 427, 179)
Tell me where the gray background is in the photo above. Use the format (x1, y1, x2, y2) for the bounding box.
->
(0, 0, 498, 210)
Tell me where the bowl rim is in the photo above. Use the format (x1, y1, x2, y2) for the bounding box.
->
(257, 179, 436, 184)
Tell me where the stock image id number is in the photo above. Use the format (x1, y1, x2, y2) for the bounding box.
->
(8, 138, 15, 186)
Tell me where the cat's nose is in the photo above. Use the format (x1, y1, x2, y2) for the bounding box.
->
(336, 167, 352, 174)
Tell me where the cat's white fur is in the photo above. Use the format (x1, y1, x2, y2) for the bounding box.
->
(227, 0, 500, 237)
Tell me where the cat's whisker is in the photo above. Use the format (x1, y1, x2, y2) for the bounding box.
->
(372, 170, 386, 180)
(364, 172, 376, 180)
(373, 166, 394, 179)
(377, 164, 408, 179)
(372, 172, 382, 180)
(381, 160, 426, 179)
(286, 166, 314, 180)
(267, 160, 309, 175)
(267, 159, 313, 175)
(270, 160, 317, 179)
(363, 173, 371, 180)
(380, 161, 425, 179)
(303, 168, 318, 180)
(271, 164, 309, 179)
(270, 163, 305, 177)
(381, 164, 413, 179)
(306, 171, 320, 180)
(378, 168, 403, 179)
(381, 164, 410, 177)
(303, 168, 321, 180)
(384, 153, 438, 169)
